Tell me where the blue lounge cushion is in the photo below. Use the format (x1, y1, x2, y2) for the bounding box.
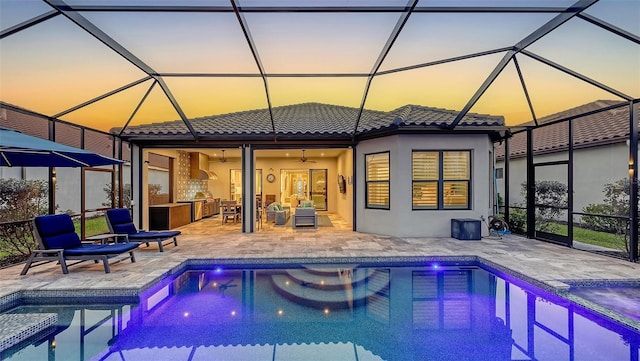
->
(64, 243, 139, 256)
(34, 214, 82, 249)
(106, 208, 138, 234)
(24, 213, 140, 275)
(127, 230, 181, 240)
(105, 208, 180, 252)
(112, 222, 138, 234)
(106, 208, 181, 237)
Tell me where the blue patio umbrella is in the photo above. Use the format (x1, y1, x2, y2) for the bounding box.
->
(0, 127, 124, 167)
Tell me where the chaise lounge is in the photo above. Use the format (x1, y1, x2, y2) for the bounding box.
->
(105, 208, 180, 252)
(22, 214, 140, 275)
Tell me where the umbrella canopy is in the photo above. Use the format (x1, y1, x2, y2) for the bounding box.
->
(0, 127, 124, 167)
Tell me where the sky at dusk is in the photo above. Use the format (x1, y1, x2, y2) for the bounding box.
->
(0, 0, 638, 132)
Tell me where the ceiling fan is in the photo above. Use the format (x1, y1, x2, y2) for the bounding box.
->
(299, 149, 316, 163)
(219, 149, 227, 163)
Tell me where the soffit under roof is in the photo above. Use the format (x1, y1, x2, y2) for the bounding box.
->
(0, 0, 638, 140)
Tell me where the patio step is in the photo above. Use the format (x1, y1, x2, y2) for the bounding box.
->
(270, 268, 389, 309)
(301, 264, 359, 276)
(285, 268, 369, 290)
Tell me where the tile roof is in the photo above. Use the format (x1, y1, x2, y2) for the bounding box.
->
(272, 103, 382, 135)
(115, 102, 504, 139)
(495, 100, 636, 160)
(358, 104, 504, 131)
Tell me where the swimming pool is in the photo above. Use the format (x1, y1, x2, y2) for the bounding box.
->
(2, 261, 639, 361)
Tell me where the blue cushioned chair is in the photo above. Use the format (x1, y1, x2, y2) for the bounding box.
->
(22, 214, 139, 275)
(106, 208, 180, 252)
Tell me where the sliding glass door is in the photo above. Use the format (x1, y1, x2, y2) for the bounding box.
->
(310, 169, 327, 210)
(280, 169, 327, 210)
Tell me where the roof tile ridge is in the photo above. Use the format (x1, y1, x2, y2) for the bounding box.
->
(392, 105, 413, 125)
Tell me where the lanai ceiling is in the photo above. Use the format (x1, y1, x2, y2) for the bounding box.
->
(1, 0, 638, 140)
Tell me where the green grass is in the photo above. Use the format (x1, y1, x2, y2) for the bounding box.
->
(551, 224, 625, 250)
(73, 216, 110, 238)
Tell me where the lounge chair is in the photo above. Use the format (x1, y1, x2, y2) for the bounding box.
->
(21, 214, 139, 275)
(105, 208, 180, 252)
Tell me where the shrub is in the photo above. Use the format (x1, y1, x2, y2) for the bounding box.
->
(520, 180, 568, 233)
(103, 183, 132, 208)
(581, 178, 635, 253)
(582, 203, 618, 232)
(0, 178, 48, 222)
(0, 179, 48, 264)
(508, 208, 527, 234)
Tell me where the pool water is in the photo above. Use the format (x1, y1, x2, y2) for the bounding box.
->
(570, 286, 640, 323)
(2, 262, 640, 361)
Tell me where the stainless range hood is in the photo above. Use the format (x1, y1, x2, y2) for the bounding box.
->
(190, 152, 218, 180)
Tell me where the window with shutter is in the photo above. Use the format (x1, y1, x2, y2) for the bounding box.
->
(365, 152, 390, 209)
(412, 150, 471, 210)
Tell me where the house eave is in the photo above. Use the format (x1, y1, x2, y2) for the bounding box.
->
(355, 125, 507, 142)
(126, 133, 356, 148)
(495, 135, 630, 162)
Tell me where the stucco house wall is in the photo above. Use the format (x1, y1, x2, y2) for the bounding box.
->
(496, 142, 630, 214)
(356, 133, 493, 238)
(335, 149, 354, 225)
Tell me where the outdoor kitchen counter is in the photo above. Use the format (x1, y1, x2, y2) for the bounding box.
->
(149, 203, 191, 230)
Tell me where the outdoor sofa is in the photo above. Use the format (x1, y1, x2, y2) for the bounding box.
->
(265, 202, 290, 225)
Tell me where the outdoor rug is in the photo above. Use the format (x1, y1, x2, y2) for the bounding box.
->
(281, 215, 333, 227)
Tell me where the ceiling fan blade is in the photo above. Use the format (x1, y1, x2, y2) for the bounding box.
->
(300, 149, 315, 163)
